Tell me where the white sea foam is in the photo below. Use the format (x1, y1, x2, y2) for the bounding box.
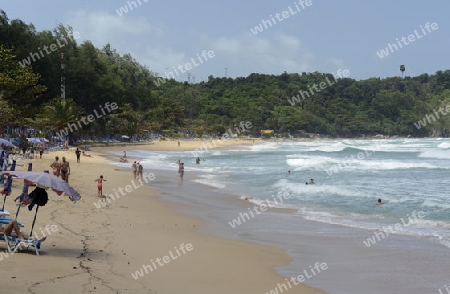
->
(438, 142, 450, 149)
(418, 149, 450, 159)
(193, 174, 226, 189)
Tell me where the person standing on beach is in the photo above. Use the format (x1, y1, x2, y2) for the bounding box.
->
(178, 141, 180, 147)
(75, 148, 81, 163)
(50, 156, 61, 177)
(60, 156, 70, 183)
(123, 150, 127, 159)
(94, 175, 106, 197)
(132, 161, 137, 179)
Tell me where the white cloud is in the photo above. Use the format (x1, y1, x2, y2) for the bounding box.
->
(207, 32, 314, 74)
(65, 10, 163, 47)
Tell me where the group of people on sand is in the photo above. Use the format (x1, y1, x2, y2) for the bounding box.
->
(50, 155, 71, 183)
(119, 150, 128, 163)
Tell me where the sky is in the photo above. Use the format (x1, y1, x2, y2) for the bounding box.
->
(1, 0, 449, 82)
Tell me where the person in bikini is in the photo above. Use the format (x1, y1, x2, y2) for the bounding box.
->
(60, 156, 70, 183)
(50, 156, 61, 177)
(132, 161, 137, 179)
(82, 151, 92, 157)
(0, 219, 47, 242)
(94, 175, 106, 197)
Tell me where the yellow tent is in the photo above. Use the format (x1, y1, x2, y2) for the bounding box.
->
(260, 130, 274, 135)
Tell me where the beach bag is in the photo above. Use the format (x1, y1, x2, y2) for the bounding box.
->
(28, 187, 49, 210)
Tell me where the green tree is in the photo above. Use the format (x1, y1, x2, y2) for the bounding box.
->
(0, 45, 46, 118)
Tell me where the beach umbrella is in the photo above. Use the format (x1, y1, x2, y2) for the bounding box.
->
(38, 138, 49, 143)
(2, 171, 81, 202)
(0, 139, 13, 147)
(27, 138, 41, 144)
(4, 170, 81, 236)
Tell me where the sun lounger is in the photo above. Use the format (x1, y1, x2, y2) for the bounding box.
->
(0, 208, 10, 217)
(0, 218, 24, 227)
(0, 233, 42, 256)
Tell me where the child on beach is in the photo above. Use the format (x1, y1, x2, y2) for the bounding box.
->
(94, 175, 106, 197)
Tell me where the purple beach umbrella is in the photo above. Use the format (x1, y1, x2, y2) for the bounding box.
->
(2, 171, 81, 203)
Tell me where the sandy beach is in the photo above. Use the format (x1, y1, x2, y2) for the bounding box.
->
(0, 139, 325, 294)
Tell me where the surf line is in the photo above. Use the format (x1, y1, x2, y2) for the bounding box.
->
(228, 191, 291, 228)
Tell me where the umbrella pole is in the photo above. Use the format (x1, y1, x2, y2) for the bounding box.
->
(15, 205, 21, 219)
(1, 195, 6, 211)
(15, 162, 32, 220)
(29, 205, 39, 237)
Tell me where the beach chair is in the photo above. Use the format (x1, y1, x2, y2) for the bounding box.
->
(0, 219, 41, 255)
(0, 218, 24, 227)
(0, 233, 42, 256)
(0, 208, 10, 218)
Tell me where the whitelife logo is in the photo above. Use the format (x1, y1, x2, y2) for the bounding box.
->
(19, 32, 81, 67)
(153, 50, 215, 87)
(287, 69, 350, 106)
(250, 0, 313, 35)
(131, 243, 193, 280)
(190, 121, 252, 157)
(56, 102, 118, 139)
(376, 22, 439, 58)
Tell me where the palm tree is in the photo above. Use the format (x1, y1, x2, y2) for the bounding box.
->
(36, 97, 83, 139)
(400, 65, 405, 78)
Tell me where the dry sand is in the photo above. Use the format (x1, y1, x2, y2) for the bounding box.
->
(0, 140, 326, 294)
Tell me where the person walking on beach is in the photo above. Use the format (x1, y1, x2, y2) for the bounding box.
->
(39, 144, 44, 159)
(179, 162, 184, 182)
(137, 162, 143, 180)
(94, 175, 106, 197)
(132, 161, 137, 179)
(178, 141, 180, 147)
(75, 148, 81, 163)
(60, 156, 70, 183)
(50, 156, 61, 177)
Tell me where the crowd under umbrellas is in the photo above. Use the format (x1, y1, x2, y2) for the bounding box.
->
(0, 145, 81, 254)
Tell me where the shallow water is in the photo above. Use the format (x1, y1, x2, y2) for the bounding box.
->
(112, 138, 450, 293)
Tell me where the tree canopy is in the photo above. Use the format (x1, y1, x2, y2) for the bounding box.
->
(1, 10, 449, 139)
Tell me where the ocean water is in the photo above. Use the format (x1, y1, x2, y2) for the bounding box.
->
(112, 138, 450, 293)
(119, 138, 450, 249)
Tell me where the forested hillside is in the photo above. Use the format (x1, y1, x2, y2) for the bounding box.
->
(1, 10, 449, 139)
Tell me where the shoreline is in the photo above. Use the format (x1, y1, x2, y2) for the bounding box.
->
(104, 139, 450, 294)
(0, 141, 325, 293)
